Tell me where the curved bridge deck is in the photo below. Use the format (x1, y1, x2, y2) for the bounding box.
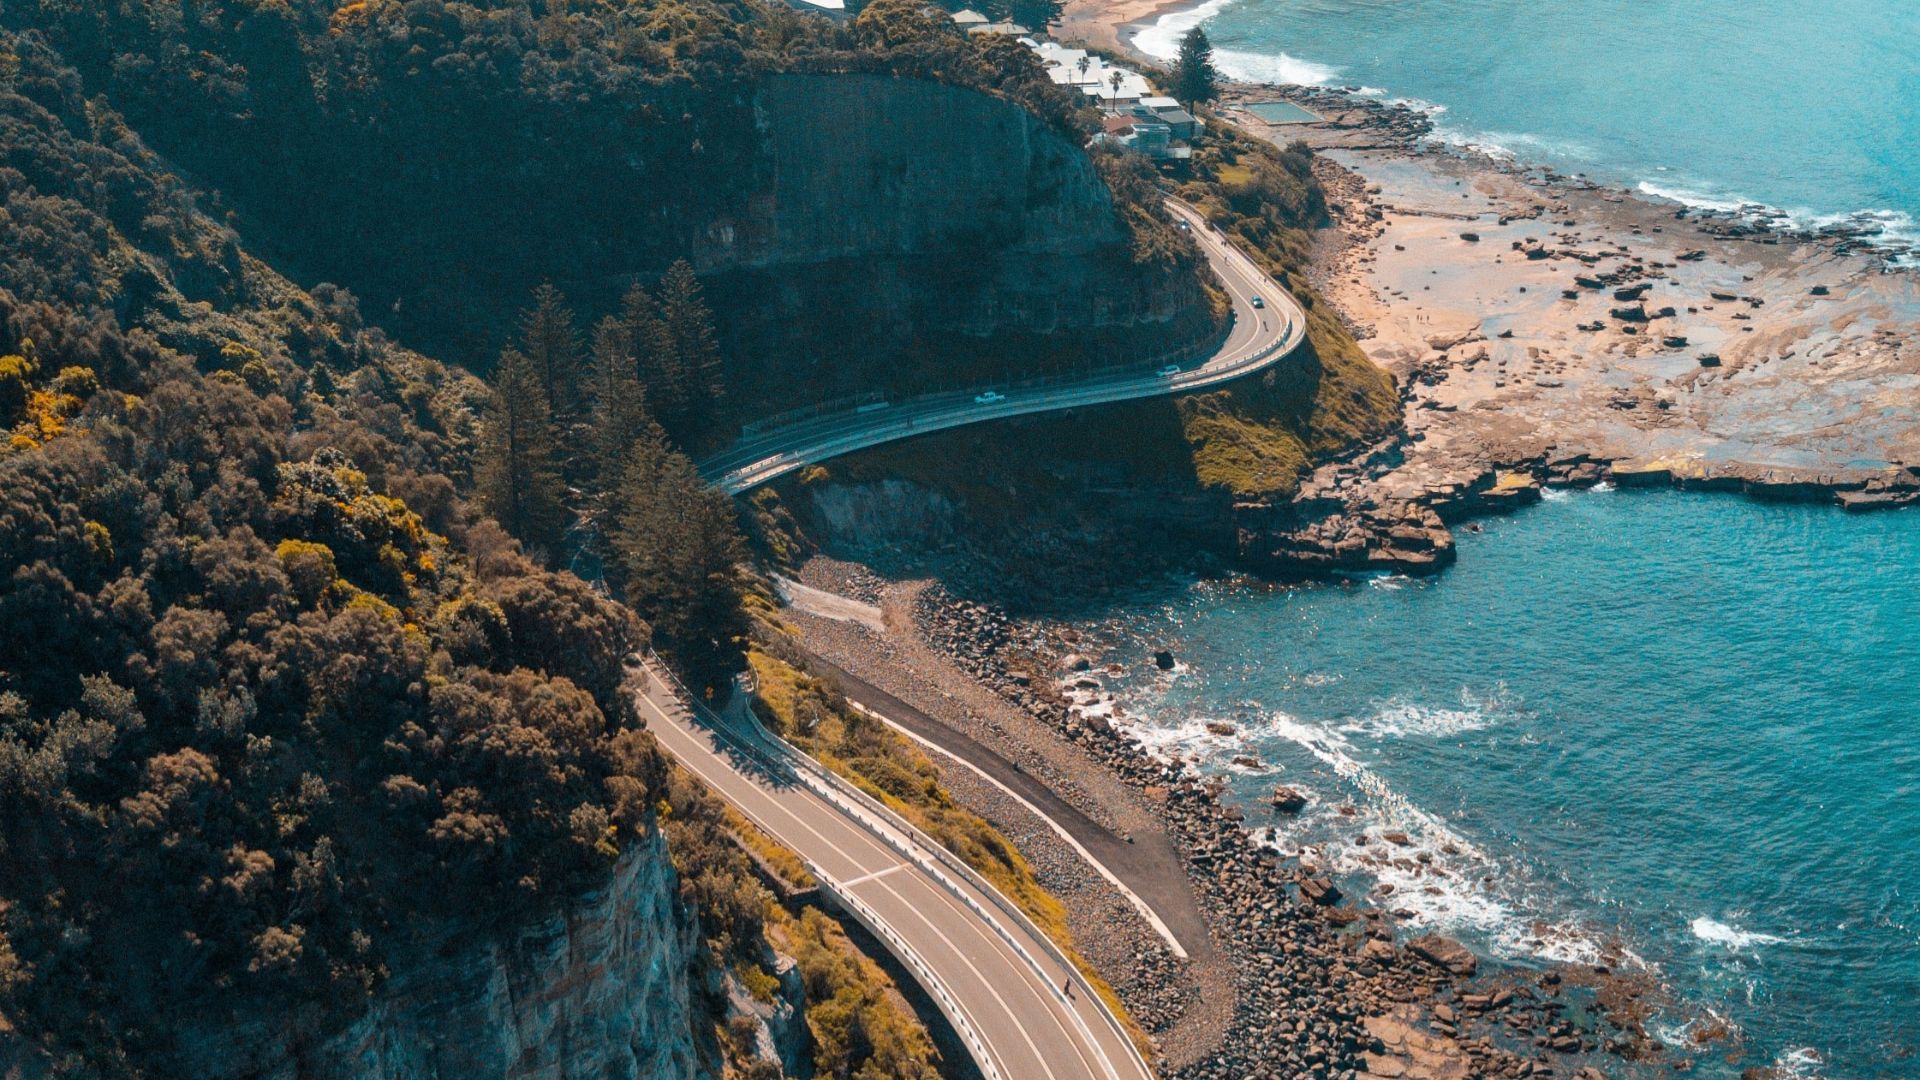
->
(700, 201, 1307, 494)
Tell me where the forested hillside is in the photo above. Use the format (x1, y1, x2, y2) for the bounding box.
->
(0, 0, 1211, 1066)
(0, 18, 808, 1075)
(6, 0, 1209, 430)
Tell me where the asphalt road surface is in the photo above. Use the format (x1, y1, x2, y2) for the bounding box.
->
(632, 661, 1157, 1080)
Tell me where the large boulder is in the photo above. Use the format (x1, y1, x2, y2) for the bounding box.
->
(1300, 877, 1342, 906)
(1408, 935, 1478, 977)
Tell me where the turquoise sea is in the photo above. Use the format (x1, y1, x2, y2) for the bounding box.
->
(1135, 0, 1920, 257)
(1080, 489, 1920, 1077)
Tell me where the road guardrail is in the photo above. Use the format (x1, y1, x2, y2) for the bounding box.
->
(640, 655, 1146, 1080)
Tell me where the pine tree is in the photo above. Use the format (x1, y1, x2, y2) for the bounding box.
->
(611, 432, 748, 690)
(656, 259, 724, 434)
(476, 347, 567, 555)
(1171, 27, 1221, 111)
(520, 283, 581, 420)
(622, 281, 687, 432)
(584, 316, 659, 500)
(1006, 0, 1063, 30)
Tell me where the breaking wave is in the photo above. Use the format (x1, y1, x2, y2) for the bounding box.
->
(1690, 916, 1791, 951)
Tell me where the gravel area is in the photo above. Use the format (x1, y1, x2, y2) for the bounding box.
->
(929, 763, 1204, 1044)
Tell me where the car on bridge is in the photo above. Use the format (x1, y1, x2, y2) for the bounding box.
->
(1158, 364, 1182, 377)
(1252, 295, 1265, 309)
(973, 390, 1006, 405)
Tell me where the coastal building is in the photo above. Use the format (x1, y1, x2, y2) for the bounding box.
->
(949, 8, 989, 26)
(1027, 38, 1190, 159)
(780, 0, 846, 16)
(1139, 96, 1201, 139)
(1097, 111, 1180, 159)
(969, 20, 1029, 35)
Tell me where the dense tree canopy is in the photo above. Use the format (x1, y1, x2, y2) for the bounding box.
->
(0, 24, 742, 1071)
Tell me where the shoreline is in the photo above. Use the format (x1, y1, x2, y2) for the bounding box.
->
(1048, 0, 1919, 583)
(1096, 0, 1916, 268)
(777, 561, 1651, 1079)
(766, 10, 1918, 1075)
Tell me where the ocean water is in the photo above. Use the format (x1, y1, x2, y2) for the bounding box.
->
(1135, 0, 1920, 252)
(1078, 489, 1920, 1077)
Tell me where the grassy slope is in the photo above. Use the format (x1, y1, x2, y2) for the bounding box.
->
(1169, 120, 1399, 499)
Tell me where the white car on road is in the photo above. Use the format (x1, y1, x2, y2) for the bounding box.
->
(973, 390, 1006, 405)
(1158, 364, 1182, 377)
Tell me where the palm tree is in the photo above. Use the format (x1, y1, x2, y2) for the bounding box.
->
(1109, 69, 1125, 110)
(1076, 56, 1091, 86)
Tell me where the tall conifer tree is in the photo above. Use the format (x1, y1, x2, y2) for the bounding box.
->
(520, 283, 581, 419)
(476, 347, 566, 554)
(611, 431, 747, 689)
(1171, 27, 1221, 111)
(622, 281, 686, 431)
(656, 260, 724, 432)
(584, 316, 658, 499)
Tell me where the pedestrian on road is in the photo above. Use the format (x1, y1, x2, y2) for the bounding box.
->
(1063, 977, 1073, 1000)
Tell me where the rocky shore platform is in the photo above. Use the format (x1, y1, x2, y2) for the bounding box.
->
(777, 559, 1686, 1079)
(1196, 81, 1919, 578)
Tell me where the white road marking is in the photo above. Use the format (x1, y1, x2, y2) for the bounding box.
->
(852, 700, 1189, 959)
(841, 862, 908, 888)
(638, 692, 1038, 1079)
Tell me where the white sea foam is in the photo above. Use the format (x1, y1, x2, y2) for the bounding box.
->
(1117, 713, 1237, 762)
(1212, 47, 1341, 88)
(1110, 697, 1638, 969)
(1638, 181, 1920, 257)
(1690, 916, 1790, 950)
(1135, 0, 1340, 86)
(1774, 1046, 1828, 1079)
(1249, 711, 1631, 964)
(1132, 0, 1238, 60)
(1429, 125, 1597, 166)
(1539, 486, 1573, 503)
(1342, 700, 1497, 740)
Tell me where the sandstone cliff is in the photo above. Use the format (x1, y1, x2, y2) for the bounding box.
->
(703, 73, 1212, 406)
(142, 833, 739, 1080)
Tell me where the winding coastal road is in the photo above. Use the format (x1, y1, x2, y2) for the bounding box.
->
(633, 659, 1155, 1080)
(647, 202, 1307, 1079)
(699, 200, 1308, 494)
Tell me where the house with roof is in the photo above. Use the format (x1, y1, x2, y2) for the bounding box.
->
(950, 7, 989, 26)
(1023, 37, 1196, 160)
(1139, 96, 1201, 140)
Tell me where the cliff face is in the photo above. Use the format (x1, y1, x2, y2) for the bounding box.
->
(700, 73, 1212, 404)
(190, 832, 713, 1080)
(733, 74, 1123, 270)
